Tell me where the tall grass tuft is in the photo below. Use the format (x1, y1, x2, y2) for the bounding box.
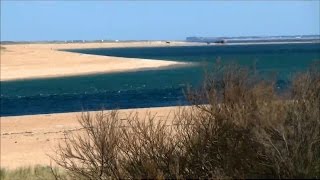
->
(0, 166, 67, 180)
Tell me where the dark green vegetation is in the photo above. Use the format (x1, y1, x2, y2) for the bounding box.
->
(50, 65, 320, 179)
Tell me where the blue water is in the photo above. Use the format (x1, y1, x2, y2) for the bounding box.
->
(1, 43, 319, 116)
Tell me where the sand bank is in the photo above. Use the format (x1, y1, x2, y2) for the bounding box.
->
(0, 106, 181, 169)
(0, 41, 194, 169)
(1, 41, 198, 81)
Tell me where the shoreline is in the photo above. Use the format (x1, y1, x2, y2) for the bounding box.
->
(0, 41, 187, 169)
(0, 41, 198, 81)
(2, 40, 318, 82)
(1, 41, 319, 169)
(1, 60, 193, 82)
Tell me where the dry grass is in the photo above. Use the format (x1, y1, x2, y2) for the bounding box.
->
(0, 166, 67, 180)
(51, 65, 320, 179)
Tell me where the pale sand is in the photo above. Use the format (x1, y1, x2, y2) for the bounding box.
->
(0, 41, 195, 169)
(0, 41, 199, 81)
(0, 106, 181, 169)
(2, 41, 313, 81)
(0, 41, 194, 169)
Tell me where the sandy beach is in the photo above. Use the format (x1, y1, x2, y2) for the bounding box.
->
(2, 40, 317, 170)
(0, 41, 191, 169)
(1, 106, 180, 169)
(0, 41, 199, 81)
(2, 41, 317, 81)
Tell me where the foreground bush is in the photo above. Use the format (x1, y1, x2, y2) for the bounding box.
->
(53, 65, 320, 179)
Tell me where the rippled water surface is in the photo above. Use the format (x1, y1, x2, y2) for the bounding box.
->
(1, 43, 319, 116)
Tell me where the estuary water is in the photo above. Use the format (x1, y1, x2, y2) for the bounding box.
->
(1, 43, 319, 116)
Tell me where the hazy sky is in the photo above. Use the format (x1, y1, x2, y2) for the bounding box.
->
(1, 1, 319, 41)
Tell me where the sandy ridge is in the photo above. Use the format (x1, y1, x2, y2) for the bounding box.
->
(1, 41, 199, 81)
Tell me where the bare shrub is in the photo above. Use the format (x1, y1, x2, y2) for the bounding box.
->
(52, 111, 123, 179)
(258, 69, 320, 178)
(119, 112, 183, 179)
(52, 65, 320, 179)
(175, 65, 277, 178)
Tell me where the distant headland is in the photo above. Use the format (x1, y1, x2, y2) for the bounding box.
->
(186, 35, 320, 44)
(1, 35, 319, 45)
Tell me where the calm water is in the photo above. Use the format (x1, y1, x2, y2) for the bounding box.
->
(1, 43, 319, 116)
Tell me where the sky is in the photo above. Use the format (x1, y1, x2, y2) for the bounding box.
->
(1, 1, 319, 41)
